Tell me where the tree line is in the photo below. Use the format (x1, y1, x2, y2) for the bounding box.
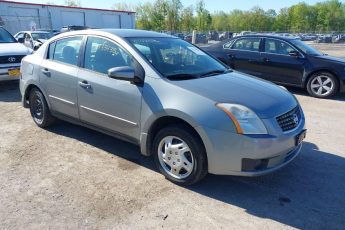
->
(113, 0, 345, 33)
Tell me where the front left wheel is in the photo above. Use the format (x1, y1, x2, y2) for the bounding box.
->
(29, 88, 56, 128)
(152, 125, 207, 185)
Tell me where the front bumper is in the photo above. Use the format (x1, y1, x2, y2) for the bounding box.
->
(196, 110, 306, 176)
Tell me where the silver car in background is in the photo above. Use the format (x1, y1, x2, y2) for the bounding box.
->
(20, 29, 306, 185)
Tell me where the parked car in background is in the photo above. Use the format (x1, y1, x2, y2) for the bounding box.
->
(60, 25, 89, 33)
(219, 31, 233, 41)
(0, 27, 32, 81)
(208, 30, 219, 41)
(20, 29, 306, 185)
(299, 33, 317, 41)
(173, 33, 185, 39)
(202, 35, 345, 98)
(332, 34, 345, 43)
(315, 34, 332, 43)
(14, 31, 53, 50)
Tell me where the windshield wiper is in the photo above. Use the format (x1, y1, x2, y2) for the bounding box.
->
(166, 73, 200, 80)
(199, 69, 232, 78)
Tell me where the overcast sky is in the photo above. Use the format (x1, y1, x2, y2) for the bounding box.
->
(13, 0, 326, 12)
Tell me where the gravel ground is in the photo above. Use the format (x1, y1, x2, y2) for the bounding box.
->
(0, 44, 345, 229)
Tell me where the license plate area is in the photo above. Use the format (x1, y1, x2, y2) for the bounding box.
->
(8, 68, 20, 77)
(295, 129, 307, 146)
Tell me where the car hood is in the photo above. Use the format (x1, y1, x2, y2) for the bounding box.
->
(313, 54, 345, 64)
(170, 71, 298, 119)
(0, 42, 31, 55)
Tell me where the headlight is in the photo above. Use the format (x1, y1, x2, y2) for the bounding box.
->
(216, 103, 268, 134)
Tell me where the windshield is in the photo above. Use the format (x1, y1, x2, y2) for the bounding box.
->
(291, 39, 322, 56)
(31, 32, 52, 41)
(0, 28, 17, 43)
(127, 37, 228, 79)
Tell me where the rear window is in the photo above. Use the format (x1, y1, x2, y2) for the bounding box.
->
(232, 38, 261, 52)
(48, 36, 82, 66)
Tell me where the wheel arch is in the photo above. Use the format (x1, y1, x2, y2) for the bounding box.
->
(23, 84, 50, 108)
(304, 69, 341, 90)
(144, 116, 207, 162)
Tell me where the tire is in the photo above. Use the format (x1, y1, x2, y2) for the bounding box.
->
(29, 88, 56, 128)
(306, 72, 339, 98)
(152, 125, 207, 185)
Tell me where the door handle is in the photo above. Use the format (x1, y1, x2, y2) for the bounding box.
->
(41, 68, 50, 77)
(78, 80, 91, 89)
(263, 57, 270, 63)
(228, 54, 235, 59)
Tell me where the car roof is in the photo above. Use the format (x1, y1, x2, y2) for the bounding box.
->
(18, 31, 51, 33)
(233, 34, 299, 40)
(59, 29, 176, 38)
(98, 29, 175, 38)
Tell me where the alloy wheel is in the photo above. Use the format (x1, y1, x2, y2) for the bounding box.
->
(310, 75, 334, 96)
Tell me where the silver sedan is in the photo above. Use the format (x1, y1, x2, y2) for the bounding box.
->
(20, 29, 306, 185)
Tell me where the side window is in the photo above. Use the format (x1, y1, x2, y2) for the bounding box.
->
(51, 36, 82, 66)
(265, 39, 296, 55)
(223, 40, 234, 49)
(15, 33, 24, 40)
(84, 36, 133, 74)
(232, 38, 261, 52)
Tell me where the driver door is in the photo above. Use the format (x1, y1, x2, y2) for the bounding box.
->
(77, 36, 142, 139)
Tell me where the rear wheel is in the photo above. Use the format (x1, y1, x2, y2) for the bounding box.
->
(152, 125, 207, 185)
(29, 88, 56, 128)
(307, 72, 339, 98)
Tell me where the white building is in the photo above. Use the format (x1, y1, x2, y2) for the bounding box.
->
(0, 0, 135, 34)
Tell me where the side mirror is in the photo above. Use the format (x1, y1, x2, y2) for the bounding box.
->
(17, 37, 24, 43)
(289, 50, 300, 57)
(108, 66, 141, 83)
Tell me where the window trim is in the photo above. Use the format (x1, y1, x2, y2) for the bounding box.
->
(261, 38, 304, 58)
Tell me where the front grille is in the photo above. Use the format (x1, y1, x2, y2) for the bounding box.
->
(276, 106, 301, 132)
(0, 55, 25, 64)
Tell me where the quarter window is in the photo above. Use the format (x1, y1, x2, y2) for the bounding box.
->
(15, 33, 24, 40)
(50, 36, 82, 66)
(223, 40, 235, 49)
(264, 39, 296, 55)
(84, 37, 134, 74)
(232, 38, 261, 52)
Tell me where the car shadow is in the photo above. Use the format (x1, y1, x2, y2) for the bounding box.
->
(286, 86, 345, 102)
(0, 81, 21, 102)
(46, 122, 345, 229)
(46, 121, 157, 171)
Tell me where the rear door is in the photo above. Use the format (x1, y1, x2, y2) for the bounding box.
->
(77, 36, 142, 139)
(224, 37, 262, 76)
(39, 36, 83, 119)
(259, 38, 306, 85)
